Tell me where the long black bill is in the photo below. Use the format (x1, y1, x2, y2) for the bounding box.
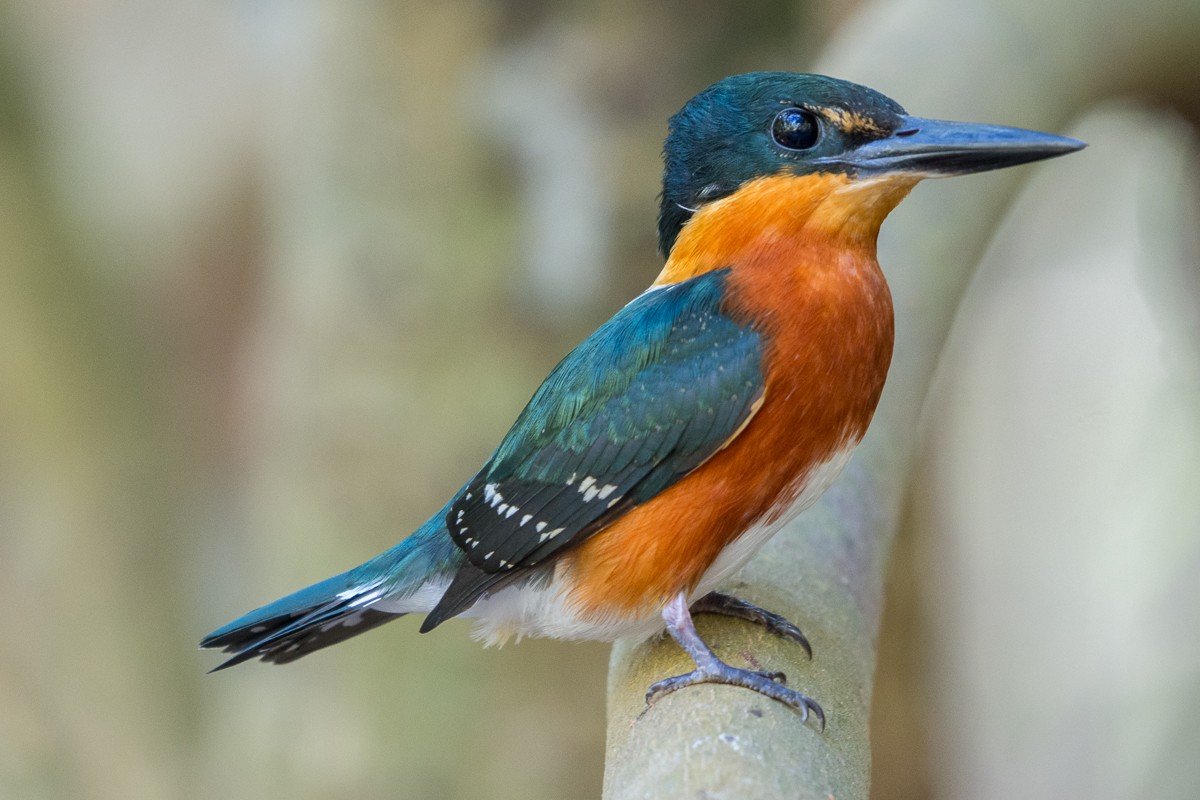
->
(835, 115, 1086, 177)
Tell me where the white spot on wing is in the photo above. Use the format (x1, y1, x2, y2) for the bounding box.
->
(579, 476, 596, 492)
(598, 484, 618, 500)
(520, 514, 532, 526)
(537, 527, 565, 544)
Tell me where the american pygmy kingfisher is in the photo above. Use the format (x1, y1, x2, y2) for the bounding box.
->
(203, 72, 1083, 725)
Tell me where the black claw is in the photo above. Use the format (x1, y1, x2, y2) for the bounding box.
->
(811, 701, 826, 732)
(690, 592, 813, 658)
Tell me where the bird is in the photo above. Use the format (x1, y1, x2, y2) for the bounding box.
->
(202, 72, 1083, 726)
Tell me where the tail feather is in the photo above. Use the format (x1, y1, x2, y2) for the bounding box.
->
(201, 575, 404, 671)
(202, 507, 465, 670)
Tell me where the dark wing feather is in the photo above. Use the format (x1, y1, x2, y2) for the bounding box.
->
(421, 268, 763, 629)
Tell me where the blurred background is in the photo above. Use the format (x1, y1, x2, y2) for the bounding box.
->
(0, 1, 1197, 799)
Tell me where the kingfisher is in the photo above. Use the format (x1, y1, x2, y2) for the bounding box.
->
(202, 72, 1082, 725)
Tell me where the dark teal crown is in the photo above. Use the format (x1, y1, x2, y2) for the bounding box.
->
(657, 73, 907, 257)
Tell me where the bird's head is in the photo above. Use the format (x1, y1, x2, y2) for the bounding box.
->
(657, 72, 1084, 257)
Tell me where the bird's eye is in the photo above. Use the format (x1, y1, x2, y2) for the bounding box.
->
(771, 108, 820, 151)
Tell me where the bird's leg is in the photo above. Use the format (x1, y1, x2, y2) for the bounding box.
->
(646, 592, 825, 727)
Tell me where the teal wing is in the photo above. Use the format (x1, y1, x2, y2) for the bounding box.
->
(422, 268, 764, 629)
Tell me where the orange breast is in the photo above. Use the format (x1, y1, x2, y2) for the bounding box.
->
(561, 172, 909, 623)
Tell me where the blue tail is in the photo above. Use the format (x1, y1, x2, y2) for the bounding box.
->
(201, 505, 464, 671)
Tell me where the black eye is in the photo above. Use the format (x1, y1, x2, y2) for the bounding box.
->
(771, 108, 820, 151)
